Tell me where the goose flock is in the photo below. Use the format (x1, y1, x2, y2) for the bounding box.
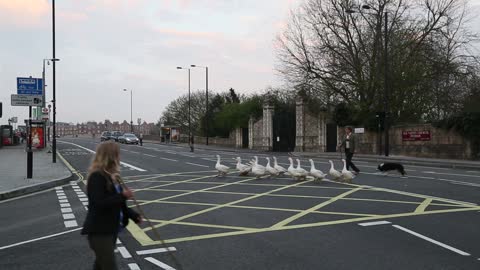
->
(215, 155, 355, 183)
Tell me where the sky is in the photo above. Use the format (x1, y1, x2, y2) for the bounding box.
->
(0, 0, 479, 125)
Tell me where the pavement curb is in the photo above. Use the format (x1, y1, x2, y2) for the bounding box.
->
(0, 154, 75, 201)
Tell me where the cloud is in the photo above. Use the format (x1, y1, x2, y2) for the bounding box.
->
(0, 0, 50, 28)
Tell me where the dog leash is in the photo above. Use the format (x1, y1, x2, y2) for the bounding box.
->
(116, 175, 184, 270)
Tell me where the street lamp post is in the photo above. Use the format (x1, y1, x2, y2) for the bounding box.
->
(123, 89, 133, 132)
(190, 65, 209, 145)
(176, 67, 193, 151)
(48, 104, 52, 142)
(43, 58, 59, 148)
(347, 4, 390, 156)
(52, 0, 58, 163)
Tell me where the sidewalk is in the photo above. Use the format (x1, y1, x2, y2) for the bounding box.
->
(0, 144, 73, 200)
(145, 140, 480, 170)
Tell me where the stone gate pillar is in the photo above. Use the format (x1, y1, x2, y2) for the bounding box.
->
(262, 104, 274, 151)
(248, 117, 254, 149)
(295, 97, 305, 152)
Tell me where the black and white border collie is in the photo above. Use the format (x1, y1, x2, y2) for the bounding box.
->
(377, 163, 406, 176)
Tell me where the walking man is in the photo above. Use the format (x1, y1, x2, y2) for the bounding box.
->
(139, 133, 143, 146)
(339, 126, 360, 175)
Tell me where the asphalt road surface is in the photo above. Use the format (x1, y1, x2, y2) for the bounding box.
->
(2, 137, 480, 270)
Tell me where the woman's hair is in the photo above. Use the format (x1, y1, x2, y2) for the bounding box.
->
(345, 126, 353, 132)
(88, 141, 120, 178)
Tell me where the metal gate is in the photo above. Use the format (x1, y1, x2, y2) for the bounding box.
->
(272, 109, 296, 152)
(326, 123, 338, 152)
(242, 128, 249, 148)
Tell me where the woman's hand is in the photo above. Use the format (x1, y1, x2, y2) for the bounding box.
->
(122, 188, 133, 199)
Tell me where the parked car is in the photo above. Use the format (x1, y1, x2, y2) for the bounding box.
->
(100, 131, 111, 141)
(119, 133, 139, 144)
(110, 131, 123, 142)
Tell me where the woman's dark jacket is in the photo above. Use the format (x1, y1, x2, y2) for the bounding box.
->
(81, 171, 139, 235)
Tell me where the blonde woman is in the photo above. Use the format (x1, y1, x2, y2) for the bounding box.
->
(81, 141, 141, 270)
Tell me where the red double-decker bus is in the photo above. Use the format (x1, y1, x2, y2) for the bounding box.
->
(1, 125, 13, 146)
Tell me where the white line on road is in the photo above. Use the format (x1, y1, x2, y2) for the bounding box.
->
(0, 227, 82, 251)
(358, 221, 391, 227)
(61, 207, 72, 213)
(145, 257, 175, 270)
(423, 171, 480, 178)
(159, 157, 178, 162)
(129, 151, 141, 154)
(136, 247, 177, 255)
(392, 225, 470, 256)
(117, 246, 133, 258)
(59, 141, 146, 171)
(64, 220, 78, 228)
(185, 162, 209, 168)
(144, 154, 156, 157)
(63, 213, 75, 219)
(128, 263, 141, 270)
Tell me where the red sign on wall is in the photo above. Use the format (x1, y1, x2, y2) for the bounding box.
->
(402, 130, 431, 141)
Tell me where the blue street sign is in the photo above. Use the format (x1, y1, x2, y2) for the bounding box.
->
(17, 77, 43, 95)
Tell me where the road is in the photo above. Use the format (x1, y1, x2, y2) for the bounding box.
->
(1, 137, 480, 270)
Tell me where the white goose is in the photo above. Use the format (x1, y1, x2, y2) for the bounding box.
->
(309, 159, 326, 182)
(215, 155, 230, 177)
(251, 156, 267, 178)
(234, 157, 251, 176)
(295, 159, 309, 181)
(287, 157, 298, 179)
(273, 156, 287, 174)
(329, 160, 342, 181)
(341, 159, 355, 183)
(265, 157, 280, 176)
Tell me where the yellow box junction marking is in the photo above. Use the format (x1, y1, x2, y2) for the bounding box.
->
(123, 172, 479, 247)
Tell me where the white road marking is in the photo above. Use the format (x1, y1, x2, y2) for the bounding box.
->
(144, 154, 156, 157)
(185, 162, 209, 168)
(423, 171, 480, 178)
(82, 202, 89, 206)
(136, 247, 177, 255)
(55, 187, 63, 190)
(129, 151, 140, 154)
(58, 141, 146, 171)
(58, 196, 67, 199)
(0, 227, 82, 251)
(358, 221, 391, 227)
(159, 157, 178, 162)
(393, 225, 470, 256)
(79, 198, 88, 202)
(116, 239, 122, 244)
(60, 203, 71, 207)
(128, 263, 141, 270)
(145, 257, 175, 270)
(117, 246, 132, 258)
(64, 220, 78, 228)
(63, 213, 75, 219)
(61, 208, 72, 213)
(77, 194, 87, 198)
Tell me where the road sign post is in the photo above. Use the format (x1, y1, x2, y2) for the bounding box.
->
(16, 77, 43, 179)
(17, 78, 43, 95)
(11, 95, 43, 106)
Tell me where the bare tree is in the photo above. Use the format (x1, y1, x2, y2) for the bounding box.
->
(276, 0, 478, 125)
